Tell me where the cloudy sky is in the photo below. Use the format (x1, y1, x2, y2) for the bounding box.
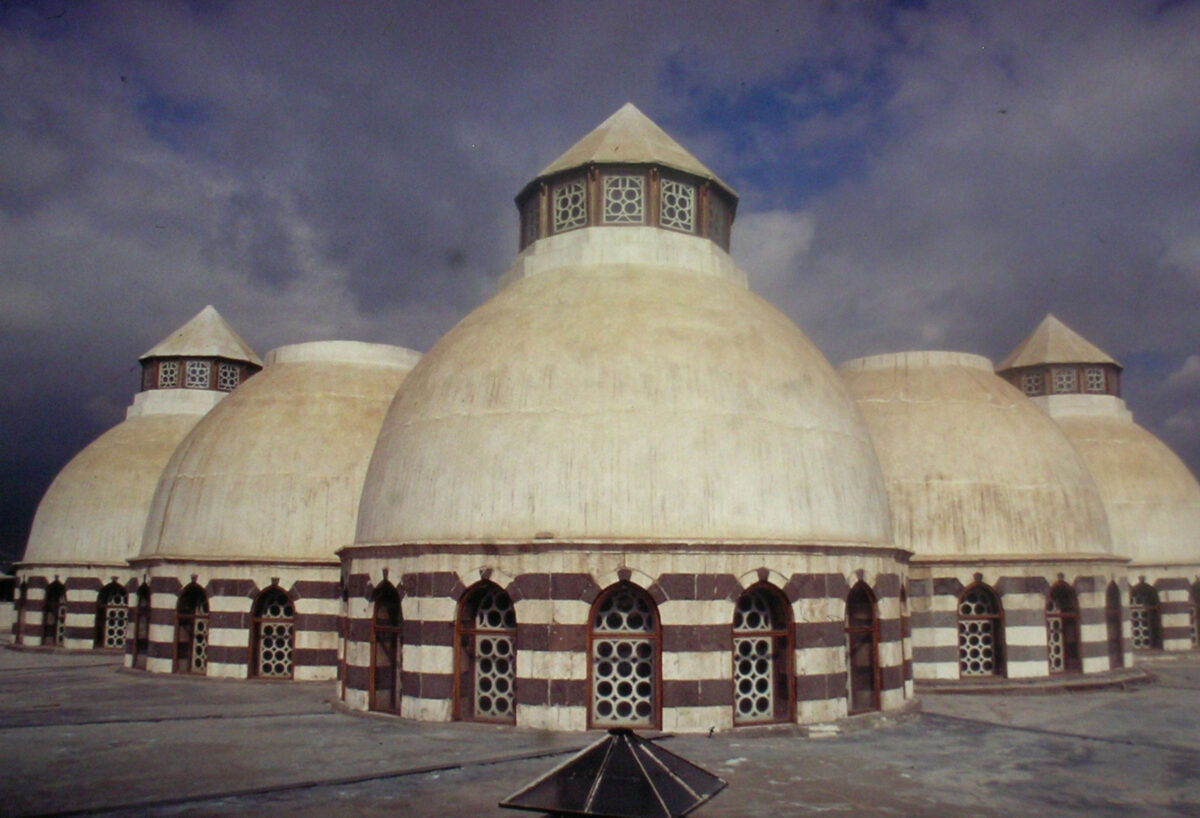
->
(2, 0, 1198, 562)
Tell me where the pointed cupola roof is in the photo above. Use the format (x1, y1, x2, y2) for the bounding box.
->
(535, 102, 736, 198)
(500, 728, 726, 818)
(139, 305, 263, 366)
(998, 314, 1120, 370)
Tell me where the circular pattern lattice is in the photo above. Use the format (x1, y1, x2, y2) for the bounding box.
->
(217, 363, 240, 391)
(258, 622, 294, 677)
(960, 589, 999, 617)
(474, 589, 516, 631)
(733, 592, 774, 632)
(474, 635, 514, 719)
(659, 179, 695, 232)
(553, 180, 587, 232)
(603, 175, 644, 224)
(192, 618, 209, 672)
(592, 638, 655, 725)
(104, 604, 129, 649)
(1046, 618, 1065, 672)
(958, 620, 996, 676)
(1130, 607, 1154, 650)
(593, 588, 655, 633)
(733, 637, 774, 722)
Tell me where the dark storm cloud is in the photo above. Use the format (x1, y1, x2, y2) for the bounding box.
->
(2, 0, 1198, 559)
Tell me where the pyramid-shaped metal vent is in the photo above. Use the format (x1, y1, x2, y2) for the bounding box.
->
(500, 728, 726, 818)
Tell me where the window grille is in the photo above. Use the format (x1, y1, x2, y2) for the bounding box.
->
(732, 587, 789, 724)
(158, 361, 179, 388)
(552, 179, 587, 233)
(659, 179, 695, 232)
(603, 175, 644, 224)
(1021, 372, 1042, 396)
(1053, 367, 1077, 394)
(1085, 367, 1106, 393)
(467, 587, 517, 722)
(217, 362, 240, 391)
(185, 360, 211, 389)
(253, 590, 295, 678)
(99, 586, 129, 649)
(591, 585, 657, 727)
(1130, 586, 1160, 650)
(958, 587, 1001, 677)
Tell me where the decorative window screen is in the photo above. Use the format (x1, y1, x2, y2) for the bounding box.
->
(591, 586, 656, 726)
(217, 363, 240, 391)
(1020, 372, 1042, 396)
(1085, 367, 1106, 393)
(100, 588, 129, 649)
(958, 587, 1001, 677)
(603, 175, 644, 224)
(185, 360, 210, 389)
(158, 361, 180, 388)
(1053, 368, 1077, 394)
(552, 179, 587, 233)
(470, 587, 516, 722)
(732, 588, 788, 724)
(659, 179, 695, 232)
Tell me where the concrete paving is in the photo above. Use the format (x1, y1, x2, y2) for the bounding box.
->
(1, 648, 1198, 816)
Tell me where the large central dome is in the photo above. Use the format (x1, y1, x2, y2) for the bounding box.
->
(356, 105, 891, 548)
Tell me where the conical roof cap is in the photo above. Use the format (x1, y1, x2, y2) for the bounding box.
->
(535, 103, 736, 198)
(998, 314, 1119, 370)
(501, 728, 726, 818)
(140, 305, 263, 366)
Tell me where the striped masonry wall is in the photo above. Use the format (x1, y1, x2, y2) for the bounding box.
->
(339, 545, 911, 733)
(908, 561, 1132, 683)
(1131, 568, 1200, 652)
(12, 566, 135, 650)
(126, 561, 340, 681)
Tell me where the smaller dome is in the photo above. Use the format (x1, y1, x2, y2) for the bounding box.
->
(840, 351, 1113, 559)
(22, 413, 208, 566)
(1053, 402, 1200, 566)
(140, 341, 420, 563)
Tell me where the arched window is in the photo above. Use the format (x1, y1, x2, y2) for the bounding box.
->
(1046, 583, 1082, 674)
(455, 582, 517, 723)
(43, 582, 66, 647)
(131, 586, 151, 669)
(1105, 582, 1123, 668)
(175, 585, 209, 674)
(958, 584, 1004, 678)
(732, 584, 792, 725)
(1130, 583, 1162, 651)
(95, 583, 129, 649)
(1191, 582, 1200, 649)
(589, 583, 659, 728)
(251, 587, 295, 678)
(845, 582, 879, 714)
(370, 582, 402, 713)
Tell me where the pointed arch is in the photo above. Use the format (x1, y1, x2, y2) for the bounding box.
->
(369, 581, 402, 713)
(175, 585, 209, 674)
(43, 582, 66, 647)
(1130, 582, 1162, 651)
(455, 581, 517, 723)
(845, 581, 879, 714)
(1105, 581, 1124, 668)
(958, 583, 1005, 678)
(251, 587, 295, 678)
(732, 582, 793, 725)
(588, 582, 660, 729)
(95, 582, 129, 649)
(1046, 582, 1081, 674)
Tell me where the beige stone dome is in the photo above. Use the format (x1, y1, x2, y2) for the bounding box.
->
(840, 351, 1113, 559)
(1052, 399, 1200, 566)
(22, 412, 207, 567)
(141, 341, 420, 562)
(355, 229, 892, 548)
